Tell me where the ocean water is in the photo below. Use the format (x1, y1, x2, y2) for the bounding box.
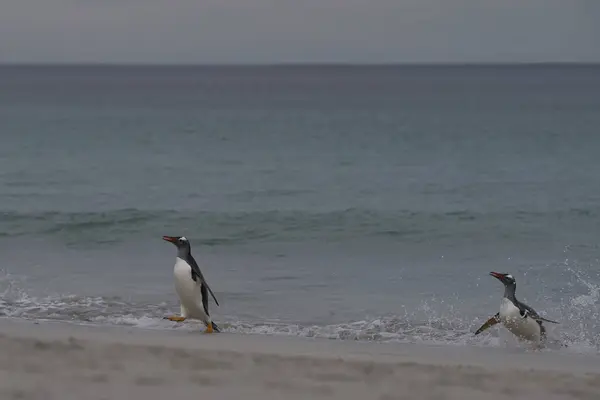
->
(1, 64, 600, 352)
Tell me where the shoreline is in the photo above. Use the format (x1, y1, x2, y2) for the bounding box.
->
(0, 318, 599, 399)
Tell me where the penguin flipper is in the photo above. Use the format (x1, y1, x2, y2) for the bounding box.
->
(187, 255, 220, 306)
(474, 313, 500, 335)
(518, 302, 559, 324)
(203, 281, 220, 307)
(201, 283, 210, 316)
(537, 316, 559, 324)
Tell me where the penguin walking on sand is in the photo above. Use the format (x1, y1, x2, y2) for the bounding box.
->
(474, 272, 558, 346)
(162, 236, 220, 333)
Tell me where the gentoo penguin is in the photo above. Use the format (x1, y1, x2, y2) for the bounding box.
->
(474, 272, 558, 345)
(162, 236, 220, 333)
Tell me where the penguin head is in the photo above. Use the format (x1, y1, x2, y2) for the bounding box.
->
(490, 271, 516, 287)
(162, 236, 191, 252)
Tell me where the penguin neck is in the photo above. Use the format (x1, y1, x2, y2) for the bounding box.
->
(503, 284, 517, 304)
(176, 247, 191, 261)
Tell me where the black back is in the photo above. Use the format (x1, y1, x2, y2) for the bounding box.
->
(185, 252, 220, 307)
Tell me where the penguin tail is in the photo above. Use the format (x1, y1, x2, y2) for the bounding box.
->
(211, 321, 221, 333)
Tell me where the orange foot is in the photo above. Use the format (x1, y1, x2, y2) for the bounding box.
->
(164, 315, 186, 322)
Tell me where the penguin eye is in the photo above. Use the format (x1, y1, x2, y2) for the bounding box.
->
(179, 236, 188, 243)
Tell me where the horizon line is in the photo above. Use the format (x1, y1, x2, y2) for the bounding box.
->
(1, 61, 599, 68)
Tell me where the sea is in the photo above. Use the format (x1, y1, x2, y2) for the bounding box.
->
(1, 64, 599, 352)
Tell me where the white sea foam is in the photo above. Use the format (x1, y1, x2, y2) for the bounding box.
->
(0, 268, 599, 354)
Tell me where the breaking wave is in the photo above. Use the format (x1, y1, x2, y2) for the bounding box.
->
(1, 267, 598, 353)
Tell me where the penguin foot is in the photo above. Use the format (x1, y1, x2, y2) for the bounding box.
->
(164, 315, 186, 322)
(204, 323, 214, 334)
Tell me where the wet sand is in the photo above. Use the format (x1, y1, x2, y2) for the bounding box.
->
(0, 318, 599, 399)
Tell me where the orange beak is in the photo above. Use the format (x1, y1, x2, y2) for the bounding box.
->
(162, 236, 177, 243)
(489, 271, 506, 280)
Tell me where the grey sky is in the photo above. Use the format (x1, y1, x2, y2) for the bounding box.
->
(0, 0, 598, 63)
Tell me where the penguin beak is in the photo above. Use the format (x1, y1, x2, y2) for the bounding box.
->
(162, 236, 177, 243)
(490, 271, 506, 282)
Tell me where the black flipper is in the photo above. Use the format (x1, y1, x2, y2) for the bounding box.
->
(537, 316, 559, 324)
(200, 283, 220, 332)
(517, 301, 558, 324)
(201, 283, 210, 316)
(186, 253, 220, 306)
(474, 313, 500, 335)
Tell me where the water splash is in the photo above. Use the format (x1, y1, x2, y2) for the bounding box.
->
(568, 267, 600, 308)
(0, 266, 598, 353)
(556, 265, 600, 352)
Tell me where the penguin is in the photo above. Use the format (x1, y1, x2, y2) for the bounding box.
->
(162, 235, 220, 333)
(474, 272, 558, 345)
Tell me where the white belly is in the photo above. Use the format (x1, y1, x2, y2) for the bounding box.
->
(499, 298, 541, 343)
(173, 257, 210, 323)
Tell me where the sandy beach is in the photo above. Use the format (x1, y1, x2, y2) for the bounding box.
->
(0, 318, 597, 400)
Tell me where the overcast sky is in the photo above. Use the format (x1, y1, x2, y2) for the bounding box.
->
(0, 0, 598, 64)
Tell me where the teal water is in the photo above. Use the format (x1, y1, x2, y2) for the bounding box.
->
(1, 65, 599, 351)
